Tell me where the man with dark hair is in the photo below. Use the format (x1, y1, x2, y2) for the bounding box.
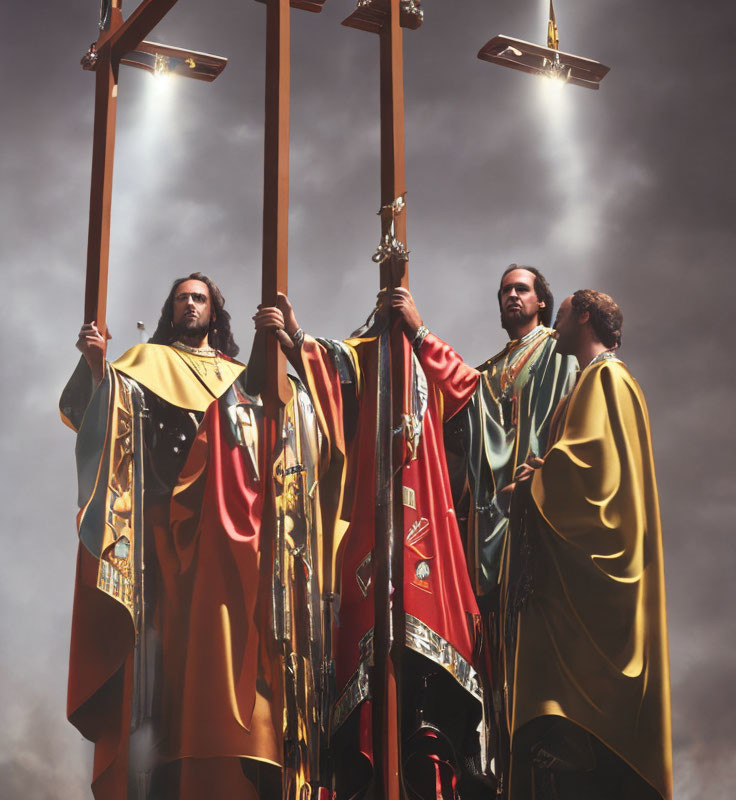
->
(496, 264, 555, 329)
(60, 274, 261, 799)
(389, 265, 577, 787)
(506, 290, 672, 799)
(393, 265, 576, 595)
(147, 271, 240, 357)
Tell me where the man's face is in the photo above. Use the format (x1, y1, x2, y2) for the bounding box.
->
(171, 279, 212, 339)
(553, 296, 577, 355)
(499, 268, 543, 331)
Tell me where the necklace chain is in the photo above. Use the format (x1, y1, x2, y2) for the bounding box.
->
(498, 326, 545, 396)
(171, 340, 218, 357)
(171, 341, 223, 380)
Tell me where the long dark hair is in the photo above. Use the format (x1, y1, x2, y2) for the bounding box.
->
(148, 272, 240, 357)
(496, 264, 554, 328)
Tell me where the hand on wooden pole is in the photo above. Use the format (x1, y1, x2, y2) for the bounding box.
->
(76, 321, 112, 385)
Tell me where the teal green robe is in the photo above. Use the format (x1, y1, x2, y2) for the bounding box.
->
(450, 326, 577, 595)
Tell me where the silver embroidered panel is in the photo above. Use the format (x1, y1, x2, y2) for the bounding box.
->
(330, 615, 482, 736)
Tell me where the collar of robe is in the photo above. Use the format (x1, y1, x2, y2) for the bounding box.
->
(111, 343, 245, 411)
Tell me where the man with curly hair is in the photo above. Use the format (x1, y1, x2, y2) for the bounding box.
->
(506, 290, 673, 800)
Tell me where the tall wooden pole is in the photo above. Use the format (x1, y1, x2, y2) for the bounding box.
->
(83, 2, 125, 335)
(82, 0, 226, 336)
(84, 44, 119, 335)
(255, 2, 327, 797)
(342, 2, 422, 797)
(261, 0, 293, 409)
(258, 8, 293, 791)
(378, 1, 408, 290)
(376, 5, 407, 798)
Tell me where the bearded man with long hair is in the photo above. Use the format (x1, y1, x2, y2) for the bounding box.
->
(60, 273, 280, 799)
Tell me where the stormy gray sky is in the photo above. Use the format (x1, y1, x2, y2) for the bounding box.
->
(1, 0, 735, 796)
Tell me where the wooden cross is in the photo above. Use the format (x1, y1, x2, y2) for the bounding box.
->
(81, 0, 228, 338)
(256, 0, 327, 410)
(341, 2, 423, 797)
(82, 4, 328, 797)
(477, 0, 610, 90)
(250, 4, 330, 800)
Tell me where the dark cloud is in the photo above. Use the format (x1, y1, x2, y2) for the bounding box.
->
(1, 0, 734, 795)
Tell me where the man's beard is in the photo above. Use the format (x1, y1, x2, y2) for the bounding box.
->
(501, 306, 536, 332)
(172, 319, 210, 342)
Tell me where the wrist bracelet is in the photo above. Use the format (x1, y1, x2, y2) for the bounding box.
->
(291, 327, 305, 348)
(412, 325, 429, 351)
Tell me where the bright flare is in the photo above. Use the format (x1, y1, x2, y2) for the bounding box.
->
(153, 53, 171, 79)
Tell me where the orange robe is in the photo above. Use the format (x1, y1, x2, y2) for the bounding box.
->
(162, 376, 325, 799)
(161, 387, 281, 799)
(60, 346, 244, 800)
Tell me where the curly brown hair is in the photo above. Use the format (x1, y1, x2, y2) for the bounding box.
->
(148, 272, 239, 357)
(570, 289, 623, 349)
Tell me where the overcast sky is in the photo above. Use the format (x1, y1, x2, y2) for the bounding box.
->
(1, 0, 735, 796)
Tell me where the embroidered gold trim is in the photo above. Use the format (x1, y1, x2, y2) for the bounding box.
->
(96, 374, 137, 618)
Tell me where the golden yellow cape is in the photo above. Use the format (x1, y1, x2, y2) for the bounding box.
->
(112, 343, 244, 412)
(512, 359, 672, 799)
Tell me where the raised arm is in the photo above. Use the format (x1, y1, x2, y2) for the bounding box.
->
(60, 322, 112, 430)
(248, 292, 305, 394)
(391, 287, 479, 419)
(77, 321, 109, 385)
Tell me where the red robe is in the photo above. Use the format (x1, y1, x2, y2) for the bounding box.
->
(161, 394, 282, 798)
(61, 346, 246, 800)
(300, 330, 483, 739)
(161, 375, 326, 799)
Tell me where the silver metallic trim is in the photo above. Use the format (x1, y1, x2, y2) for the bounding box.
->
(405, 614, 482, 703)
(412, 324, 429, 351)
(585, 350, 620, 369)
(330, 629, 373, 735)
(330, 615, 482, 735)
(355, 553, 373, 598)
(402, 486, 417, 509)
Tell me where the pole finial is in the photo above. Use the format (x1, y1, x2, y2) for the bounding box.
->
(547, 0, 559, 50)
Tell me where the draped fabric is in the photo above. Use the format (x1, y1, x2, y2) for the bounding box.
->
(510, 359, 672, 800)
(65, 365, 146, 800)
(162, 377, 325, 799)
(161, 392, 282, 785)
(449, 326, 577, 595)
(68, 545, 136, 800)
(299, 329, 484, 735)
(60, 345, 245, 799)
(433, 328, 575, 791)
(112, 343, 245, 412)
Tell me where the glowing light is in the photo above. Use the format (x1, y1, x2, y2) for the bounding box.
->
(544, 72, 567, 92)
(543, 54, 571, 88)
(149, 53, 175, 98)
(532, 24, 599, 258)
(153, 53, 171, 79)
